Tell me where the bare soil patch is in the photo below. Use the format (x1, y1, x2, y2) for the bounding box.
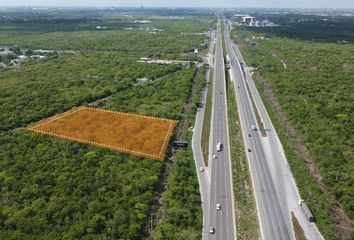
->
(28, 106, 176, 160)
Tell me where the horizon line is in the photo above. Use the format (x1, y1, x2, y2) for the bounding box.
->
(1, 6, 354, 10)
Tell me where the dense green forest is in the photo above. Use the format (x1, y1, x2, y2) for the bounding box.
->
(0, 30, 205, 54)
(0, 11, 208, 239)
(0, 66, 200, 239)
(0, 53, 180, 132)
(154, 68, 206, 239)
(0, 13, 209, 55)
(228, 11, 354, 43)
(232, 17, 353, 239)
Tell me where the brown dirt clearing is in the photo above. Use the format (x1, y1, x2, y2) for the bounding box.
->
(28, 106, 176, 160)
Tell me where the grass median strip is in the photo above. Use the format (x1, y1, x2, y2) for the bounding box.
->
(226, 72, 259, 239)
(201, 69, 213, 166)
(291, 212, 307, 240)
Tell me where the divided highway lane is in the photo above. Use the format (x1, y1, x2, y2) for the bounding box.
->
(208, 20, 236, 240)
(192, 80, 211, 240)
(192, 29, 215, 240)
(229, 26, 323, 240)
(224, 23, 293, 240)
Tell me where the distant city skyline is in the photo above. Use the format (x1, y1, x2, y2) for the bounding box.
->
(1, 0, 354, 9)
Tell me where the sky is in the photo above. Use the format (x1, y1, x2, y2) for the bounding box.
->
(0, 0, 354, 9)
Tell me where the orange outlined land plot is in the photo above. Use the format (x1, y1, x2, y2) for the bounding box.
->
(27, 106, 176, 160)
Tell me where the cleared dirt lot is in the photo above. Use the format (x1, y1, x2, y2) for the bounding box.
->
(28, 106, 176, 160)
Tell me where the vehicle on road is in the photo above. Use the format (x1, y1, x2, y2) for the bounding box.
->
(209, 226, 215, 234)
(212, 154, 217, 159)
(247, 148, 252, 152)
(216, 203, 221, 211)
(299, 199, 315, 222)
(251, 124, 257, 131)
(200, 167, 204, 172)
(216, 141, 222, 151)
(248, 133, 251, 137)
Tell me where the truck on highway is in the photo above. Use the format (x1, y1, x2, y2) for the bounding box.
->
(299, 199, 315, 222)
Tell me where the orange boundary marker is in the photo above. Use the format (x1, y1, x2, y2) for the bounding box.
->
(27, 106, 176, 160)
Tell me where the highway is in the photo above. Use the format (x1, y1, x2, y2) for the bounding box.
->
(192, 78, 211, 239)
(191, 30, 215, 240)
(193, 13, 323, 239)
(223, 20, 293, 240)
(227, 21, 324, 240)
(207, 19, 236, 240)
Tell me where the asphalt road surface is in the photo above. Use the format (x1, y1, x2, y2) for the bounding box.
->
(223, 21, 293, 240)
(227, 21, 323, 240)
(207, 19, 236, 240)
(192, 80, 211, 240)
(191, 31, 216, 239)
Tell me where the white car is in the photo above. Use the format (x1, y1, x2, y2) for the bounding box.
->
(216, 203, 221, 211)
(216, 141, 222, 152)
(212, 154, 217, 160)
(251, 124, 257, 131)
(209, 226, 215, 234)
(200, 167, 204, 172)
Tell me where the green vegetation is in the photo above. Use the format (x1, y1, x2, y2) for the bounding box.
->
(154, 68, 205, 239)
(291, 212, 307, 240)
(0, 132, 162, 239)
(201, 69, 213, 166)
(237, 13, 354, 43)
(0, 30, 204, 54)
(0, 53, 180, 132)
(99, 67, 197, 119)
(233, 20, 353, 239)
(0, 10, 208, 239)
(0, 65, 199, 239)
(226, 71, 259, 239)
(0, 14, 209, 57)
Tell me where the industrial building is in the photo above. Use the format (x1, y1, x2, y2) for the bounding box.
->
(241, 16, 255, 25)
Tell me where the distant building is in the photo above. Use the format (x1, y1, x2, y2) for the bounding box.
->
(0, 49, 14, 56)
(10, 59, 21, 66)
(18, 55, 28, 60)
(30, 55, 47, 60)
(139, 57, 151, 62)
(241, 16, 255, 25)
(33, 49, 54, 54)
(96, 26, 107, 30)
(135, 78, 150, 86)
(243, 16, 278, 28)
(261, 20, 275, 27)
